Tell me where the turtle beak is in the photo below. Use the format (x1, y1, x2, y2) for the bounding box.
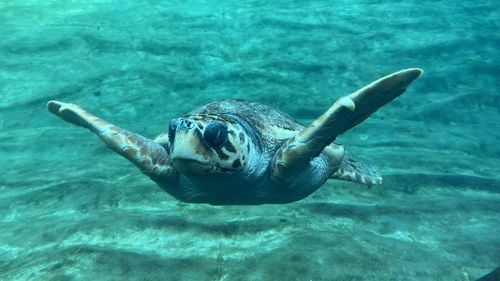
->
(170, 128, 212, 175)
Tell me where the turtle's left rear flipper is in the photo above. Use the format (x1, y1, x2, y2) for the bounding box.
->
(47, 101, 176, 182)
(270, 68, 423, 187)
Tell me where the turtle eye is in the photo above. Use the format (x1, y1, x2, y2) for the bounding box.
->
(168, 119, 179, 140)
(203, 121, 228, 148)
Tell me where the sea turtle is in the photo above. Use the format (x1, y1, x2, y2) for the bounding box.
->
(47, 68, 422, 205)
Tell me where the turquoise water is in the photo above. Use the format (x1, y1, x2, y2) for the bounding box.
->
(1, 0, 499, 280)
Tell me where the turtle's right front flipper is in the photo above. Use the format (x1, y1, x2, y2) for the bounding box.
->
(270, 68, 423, 187)
(47, 101, 177, 182)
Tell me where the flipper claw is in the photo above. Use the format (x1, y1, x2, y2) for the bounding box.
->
(47, 101, 91, 129)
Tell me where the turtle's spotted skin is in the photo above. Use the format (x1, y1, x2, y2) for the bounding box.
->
(47, 68, 423, 205)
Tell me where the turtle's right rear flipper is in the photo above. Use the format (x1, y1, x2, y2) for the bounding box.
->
(330, 156, 382, 186)
(47, 101, 176, 181)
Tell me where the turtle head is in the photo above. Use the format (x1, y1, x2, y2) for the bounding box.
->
(164, 115, 252, 179)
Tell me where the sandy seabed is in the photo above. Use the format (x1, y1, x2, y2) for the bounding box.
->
(0, 1, 499, 280)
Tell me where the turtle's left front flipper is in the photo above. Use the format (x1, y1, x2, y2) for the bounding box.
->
(270, 68, 423, 187)
(47, 101, 176, 182)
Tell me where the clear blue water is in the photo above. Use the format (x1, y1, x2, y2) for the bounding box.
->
(1, 1, 499, 280)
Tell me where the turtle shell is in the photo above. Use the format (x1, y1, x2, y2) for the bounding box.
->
(187, 100, 304, 146)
